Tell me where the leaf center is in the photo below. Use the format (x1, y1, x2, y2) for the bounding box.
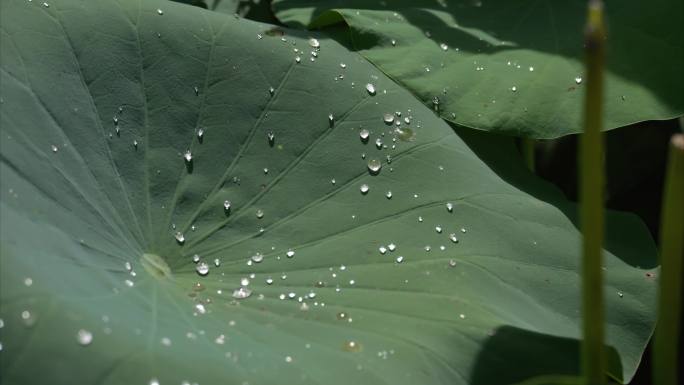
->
(140, 253, 172, 279)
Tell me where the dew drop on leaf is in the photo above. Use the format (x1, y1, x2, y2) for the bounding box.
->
(309, 38, 320, 48)
(156, 9, 163, 15)
(232, 287, 252, 299)
(365, 83, 376, 95)
(385, 190, 392, 199)
(395, 256, 404, 263)
(174, 231, 185, 244)
(383, 113, 395, 125)
(379, 246, 387, 255)
(196, 262, 209, 276)
(575, 76, 583, 84)
(359, 129, 370, 142)
(251, 253, 264, 263)
(286, 250, 295, 258)
(449, 233, 459, 243)
(256, 209, 264, 219)
(360, 184, 369, 194)
(367, 159, 382, 174)
(446, 202, 453, 212)
(76, 329, 93, 346)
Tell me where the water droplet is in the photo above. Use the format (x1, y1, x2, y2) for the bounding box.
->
(337, 312, 348, 320)
(331, 178, 336, 185)
(240, 277, 250, 286)
(149, 379, 160, 385)
(193, 86, 199, 96)
(214, 258, 221, 267)
(367, 159, 382, 175)
(446, 202, 453, 212)
(286, 250, 295, 258)
(51, 145, 58, 153)
(418, 216, 423, 222)
(183, 150, 192, 163)
(174, 231, 185, 244)
(192, 254, 200, 263)
(256, 209, 264, 218)
(328, 113, 334, 127)
(197, 128, 204, 140)
(24, 277, 33, 286)
(251, 253, 264, 263)
(124, 262, 132, 271)
(343, 340, 362, 352)
(266, 277, 274, 285)
(309, 38, 320, 48)
(432, 96, 440, 111)
(156, 9, 163, 15)
(448, 259, 457, 267)
(440, 43, 448, 51)
(511, 86, 517, 92)
(76, 329, 93, 346)
(295, 56, 301, 63)
(360, 184, 369, 194)
(618, 291, 624, 298)
(359, 129, 370, 142)
(365, 83, 376, 95)
(232, 287, 252, 299)
(529, 66, 535, 72)
(340, 63, 347, 68)
(285, 355, 293, 363)
(223, 200, 231, 213)
(391, 39, 396, 46)
(387, 243, 396, 252)
(575, 76, 583, 84)
(383, 113, 395, 125)
(196, 262, 209, 276)
(379, 246, 387, 255)
(395, 256, 404, 263)
(385, 190, 392, 199)
(435, 226, 443, 233)
(449, 233, 459, 243)
(195, 303, 206, 314)
(125, 279, 134, 287)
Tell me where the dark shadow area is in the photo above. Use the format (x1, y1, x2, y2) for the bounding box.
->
(453, 123, 659, 269)
(275, 0, 682, 114)
(469, 326, 622, 385)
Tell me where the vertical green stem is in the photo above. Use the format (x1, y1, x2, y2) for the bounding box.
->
(653, 134, 684, 385)
(521, 138, 536, 172)
(580, 1, 606, 384)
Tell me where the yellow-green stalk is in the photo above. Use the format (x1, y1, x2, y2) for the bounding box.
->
(653, 134, 684, 385)
(580, 1, 606, 384)
(521, 138, 536, 172)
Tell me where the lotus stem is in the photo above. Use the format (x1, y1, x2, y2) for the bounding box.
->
(653, 134, 684, 385)
(580, 1, 606, 384)
(521, 138, 536, 171)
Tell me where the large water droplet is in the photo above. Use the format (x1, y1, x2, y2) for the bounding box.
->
(183, 150, 192, 163)
(76, 329, 93, 346)
(196, 262, 210, 276)
(232, 287, 252, 299)
(251, 253, 264, 263)
(174, 232, 185, 245)
(365, 83, 376, 96)
(367, 159, 382, 175)
(449, 233, 459, 243)
(359, 129, 370, 142)
(575, 76, 583, 84)
(309, 38, 320, 48)
(256, 209, 264, 219)
(383, 113, 395, 125)
(360, 184, 369, 194)
(286, 250, 295, 258)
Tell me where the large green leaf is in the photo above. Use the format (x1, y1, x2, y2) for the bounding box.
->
(271, 0, 684, 138)
(0, 0, 658, 384)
